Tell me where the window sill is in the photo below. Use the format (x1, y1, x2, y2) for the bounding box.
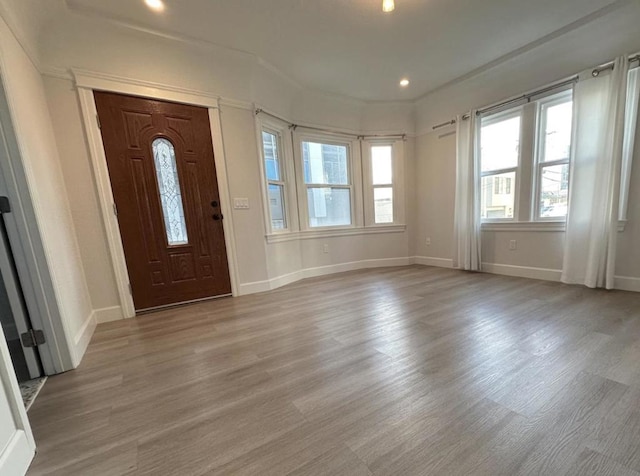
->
(482, 221, 566, 232)
(266, 224, 407, 243)
(482, 220, 627, 232)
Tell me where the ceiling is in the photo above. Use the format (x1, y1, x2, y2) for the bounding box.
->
(65, 0, 622, 101)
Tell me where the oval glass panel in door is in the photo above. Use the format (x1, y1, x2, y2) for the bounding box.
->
(152, 138, 189, 245)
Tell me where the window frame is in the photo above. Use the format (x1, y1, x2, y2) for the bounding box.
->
(256, 117, 298, 235)
(533, 90, 573, 222)
(293, 131, 363, 231)
(478, 86, 575, 226)
(362, 139, 405, 227)
(479, 107, 523, 223)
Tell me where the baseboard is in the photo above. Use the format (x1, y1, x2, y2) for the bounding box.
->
(412, 256, 455, 268)
(94, 306, 124, 324)
(72, 311, 97, 367)
(238, 257, 640, 295)
(238, 257, 412, 295)
(614, 275, 640, 293)
(481, 262, 562, 282)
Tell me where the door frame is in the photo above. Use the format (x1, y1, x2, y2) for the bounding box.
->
(0, 74, 73, 374)
(74, 70, 241, 318)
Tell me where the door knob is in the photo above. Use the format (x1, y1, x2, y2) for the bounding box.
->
(212, 213, 223, 221)
(211, 200, 219, 208)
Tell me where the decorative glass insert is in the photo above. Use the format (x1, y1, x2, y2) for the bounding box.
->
(152, 138, 189, 246)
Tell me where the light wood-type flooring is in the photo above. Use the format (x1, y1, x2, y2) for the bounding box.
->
(26, 266, 640, 475)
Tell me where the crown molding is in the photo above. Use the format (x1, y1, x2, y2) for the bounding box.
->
(414, 0, 634, 104)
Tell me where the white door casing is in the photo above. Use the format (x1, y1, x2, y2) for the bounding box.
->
(0, 323, 35, 476)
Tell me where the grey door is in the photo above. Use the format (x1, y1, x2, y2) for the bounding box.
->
(0, 199, 41, 382)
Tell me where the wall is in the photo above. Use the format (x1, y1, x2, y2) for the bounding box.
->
(0, 14, 93, 367)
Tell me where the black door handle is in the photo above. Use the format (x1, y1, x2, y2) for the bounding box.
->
(211, 200, 219, 208)
(212, 213, 223, 221)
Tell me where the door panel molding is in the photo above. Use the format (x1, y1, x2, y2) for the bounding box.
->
(76, 83, 240, 318)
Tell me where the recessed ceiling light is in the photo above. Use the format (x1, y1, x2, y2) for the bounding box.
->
(144, 0, 165, 12)
(382, 0, 395, 13)
(400, 78, 410, 87)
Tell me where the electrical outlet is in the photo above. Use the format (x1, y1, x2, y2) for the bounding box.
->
(426, 237, 431, 246)
(323, 244, 329, 254)
(509, 240, 517, 251)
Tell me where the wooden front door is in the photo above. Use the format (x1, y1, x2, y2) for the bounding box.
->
(95, 92, 231, 311)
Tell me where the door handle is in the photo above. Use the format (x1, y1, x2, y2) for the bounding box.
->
(211, 200, 219, 208)
(212, 213, 223, 221)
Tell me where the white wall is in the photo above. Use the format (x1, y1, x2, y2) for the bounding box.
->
(0, 14, 93, 366)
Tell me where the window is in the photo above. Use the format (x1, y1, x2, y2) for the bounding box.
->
(480, 111, 521, 220)
(152, 138, 188, 245)
(302, 141, 353, 228)
(257, 119, 404, 238)
(261, 130, 287, 230)
(479, 89, 573, 223)
(371, 145, 394, 224)
(536, 93, 572, 219)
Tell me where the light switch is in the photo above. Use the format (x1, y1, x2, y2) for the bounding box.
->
(233, 198, 250, 210)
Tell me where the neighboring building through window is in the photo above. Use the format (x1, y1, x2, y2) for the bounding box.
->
(302, 141, 352, 228)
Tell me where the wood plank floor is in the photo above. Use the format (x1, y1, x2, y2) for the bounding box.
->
(26, 266, 640, 475)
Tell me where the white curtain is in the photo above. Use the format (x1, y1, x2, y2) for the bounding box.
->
(453, 111, 482, 271)
(562, 56, 629, 289)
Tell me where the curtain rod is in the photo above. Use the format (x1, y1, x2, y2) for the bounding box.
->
(255, 108, 406, 140)
(592, 54, 640, 77)
(432, 75, 578, 130)
(432, 53, 640, 131)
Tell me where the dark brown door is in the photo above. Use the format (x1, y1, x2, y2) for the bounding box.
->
(95, 92, 231, 311)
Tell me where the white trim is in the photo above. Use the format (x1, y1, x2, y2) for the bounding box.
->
(75, 79, 242, 318)
(72, 311, 97, 367)
(94, 306, 124, 324)
(480, 221, 626, 232)
(238, 257, 412, 295)
(481, 262, 562, 282)
(412, 256, 455, 268)
(482, 221, 566, 232)
(73, 69, 223, 109)
(614, 276, 640, 293)
(266, 224, 406, 243)
(255, 115, 299, 235)
(208, 107, 241, 297)
(293, 130, 364, 231)
(0, 431, 34, 476)
(76, 87, 136, 318)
